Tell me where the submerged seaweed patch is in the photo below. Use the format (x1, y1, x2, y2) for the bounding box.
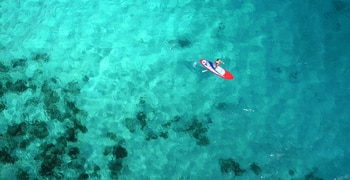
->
(113, 145, 128, 159)
(0, 147, 17, 164)
(136, 111, 147, 130)
(12, 59, 27, 68)
(6, 122, 28, 137)
(123, 100, 212, 146)
(33, 53, 50, 62)
(0, 54, 97, 179)
(305, 168, 323, 180)
(104, 143, 128, 179)
(68, 147, 80, 159)
(146, 131, 158, 141)
(177, 38, 192, 48)
(219, 158, 245, 176)
(29, 121, 49, 139)
(0, 62, 9, 72)
(124, 118, 137, 133)
(184, 117, 210, 146)
(168, 38, 192, 49)
(16, 168, 30, 180)
(6, 80, 28, 93)
(333, 0, 347, 11)
(250, 162, 262, 175)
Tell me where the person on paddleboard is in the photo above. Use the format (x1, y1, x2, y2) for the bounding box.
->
(200, 58, 234, 80)
(215, 58, 224, 68)
(202, 58, 225, 73)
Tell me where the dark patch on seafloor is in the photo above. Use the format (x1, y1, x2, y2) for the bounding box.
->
(219, 158, 246, 176)
(250, 162, 262, 176)
(304, 168, 323, 180)
(0, 56, 326, 179)
(123, 97, 212, 146)
(167, 38, 192, 49)
(0, 55, 101, 179)
(103, 133, 129, 179)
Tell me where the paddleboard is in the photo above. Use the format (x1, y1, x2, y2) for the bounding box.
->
(200, 59, 234, 80)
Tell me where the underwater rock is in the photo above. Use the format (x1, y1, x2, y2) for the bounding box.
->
(177, 39, 192, 48)
(82, 75, 89, 82)
(159, 132, 168, 139)
(39, 143, 66, 176)
(273, 66, 282, 73)
(64, 81, 81, 95)
(56, 136, 68, 148)
(41, 81, 51, 94)
(26, 80, 37, 93)
(218, 22, 225, 30)
(289, 169, 295, 176)
(63, 127, 78, 142)
(44, 90, 60, 106)
(168, 38, 192, 49)
(6, 122, 27, 137)
(12, 59, 26, 68)
(66, 100, 81, 114)
(185, 118, 210, 146)
(16, 168, 29, 180)
(109, 160, 123, 178)
(113, 145, 128, 159)
(65, 128, 78, 142)
(106, 132, 118, 140)
(29, 121, 49, 139)
(216, 102, 227, 110)
(213, 22, 226, 38)
(139, 97, 146, 106)
(91, 164, 101, 178)
(173, 115, 181, 122)
(197, 136, 210, 146)
(162, 115, 181, 129)
(40, 154, 62, 176)
(305, 168, 323, 180)
(72, 118, 88, 134)
(289, 71, 298, 82)
(219, 158, 245, 176)
(41, 143, 66, 156)
(250, 162, 262, 175)
(33, 53, 50, 62)
(19, 138, 33, 149)
(0, 62, 9, 72)
(78, 173, 89, 180)
(45, 105, 64, 121)
(192, 126, 207, 139)
(136, 112, 147, 130)
(333, 0, 346, 11)
(161, 121, 172, 129)
(6, 80, 28, 93)
(146, 131, 158, 141)
(50, 77, 59, 84)
(68, 147, 80, 159)
(104, 146, 113, 156)
(67, 157, 86, 172)
(0, 84, 4, 97)
(186, 119, 205, 134)
(25, 97, 41, 106)
(0, 147, 17, 163)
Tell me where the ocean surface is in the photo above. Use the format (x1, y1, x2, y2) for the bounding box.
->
(1, 0, 350, 179)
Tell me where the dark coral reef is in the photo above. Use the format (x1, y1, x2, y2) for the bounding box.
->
(0, 55, 95, 179)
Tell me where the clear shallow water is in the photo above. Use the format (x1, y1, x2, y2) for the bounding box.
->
(0, 0, 349, 179)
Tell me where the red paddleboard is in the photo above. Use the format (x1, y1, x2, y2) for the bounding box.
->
(200, 59, 234, 80)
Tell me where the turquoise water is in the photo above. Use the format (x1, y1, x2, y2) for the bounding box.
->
(1, 0, 350, 179)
